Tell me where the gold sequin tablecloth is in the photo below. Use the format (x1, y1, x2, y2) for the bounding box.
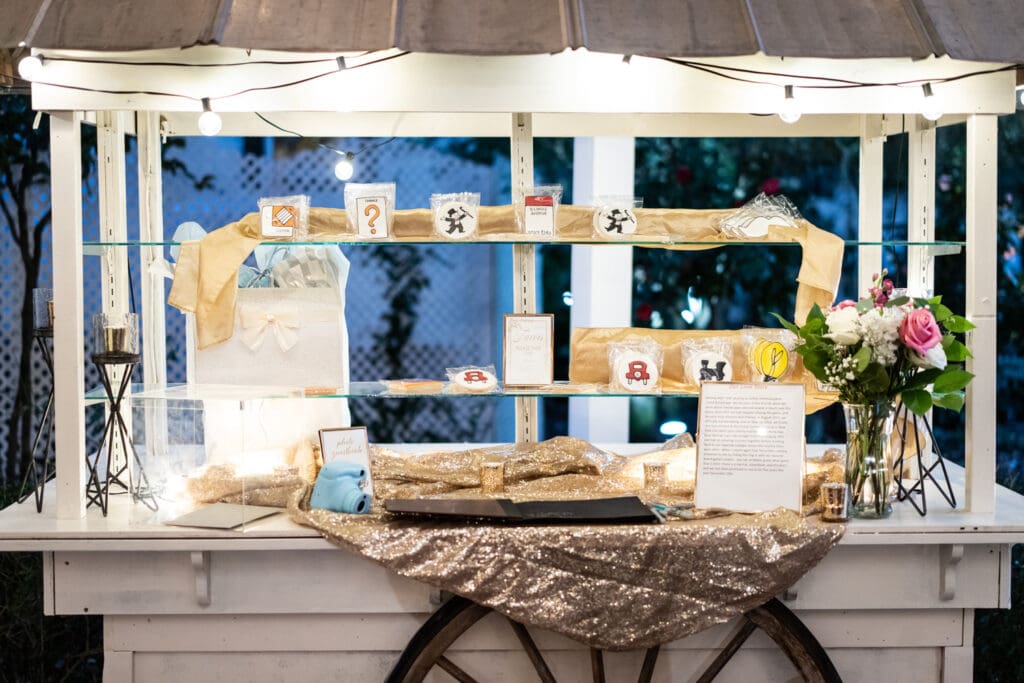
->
(286, 438, 845, 651)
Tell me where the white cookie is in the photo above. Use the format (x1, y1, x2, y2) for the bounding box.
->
(613, 353, 660, 392)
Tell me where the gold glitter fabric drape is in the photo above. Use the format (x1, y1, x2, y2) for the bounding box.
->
(287, 438, 844, 651)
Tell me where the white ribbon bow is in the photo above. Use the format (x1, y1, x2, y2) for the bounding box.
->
(239, 306, 300, 352)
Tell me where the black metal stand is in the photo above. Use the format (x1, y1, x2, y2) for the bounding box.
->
(892, 400, 957, 516)
(17, 330, 55, 513)
(86, 354, 157, 516)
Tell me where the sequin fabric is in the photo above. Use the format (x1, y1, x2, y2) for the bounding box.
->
(287, 438, 845, 650)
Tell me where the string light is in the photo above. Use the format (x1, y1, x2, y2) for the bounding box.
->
(17, 55, 43, 80)
(334, 152, 355, 180)
(921, 83, 942, 121)
(197, 98, 222, 136)
(779, 85, 801, 124)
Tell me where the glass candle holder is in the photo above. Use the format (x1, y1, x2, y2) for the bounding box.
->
(32, 288, 54, 333)
(820, 482, 850, 522)
(92, 312, 139, 358)
(480, 461, 505, 494)
(643, 461, 668, 494)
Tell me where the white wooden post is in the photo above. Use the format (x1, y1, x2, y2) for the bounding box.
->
(137, 112, 168, 461)
(51, 111, 87, 519)
(510, 113, 537, 442)
(97, 110, 132, 479)
(907, 116, 937, 297)
(568, 137, 634, 443)
(858, 115, 885, 294)
(964, 114, 998, 514)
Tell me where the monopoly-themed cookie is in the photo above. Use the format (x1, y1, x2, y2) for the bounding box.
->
(613, 352, 660, 392)
(452, 368, 498, 393)
(686, 351, 733, 384)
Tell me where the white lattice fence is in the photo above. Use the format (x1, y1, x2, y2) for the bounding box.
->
(0, 138, 507, 477)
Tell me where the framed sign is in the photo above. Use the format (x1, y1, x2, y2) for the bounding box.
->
(694, 382, 805, 512)
(503, 314, 554, 387)
(318, 426, 373, 494)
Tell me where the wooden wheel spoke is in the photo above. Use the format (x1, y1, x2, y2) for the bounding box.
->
(637, 644, 660, 683)
(437, 655, 478, 683)
(695, 619, 757, 683)
(590, 648, 605, 683)
(507, 619, 557, 683)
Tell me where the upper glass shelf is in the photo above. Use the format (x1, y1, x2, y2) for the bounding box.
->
(82, 238, 966, 253)
(85, 381, 699, 402)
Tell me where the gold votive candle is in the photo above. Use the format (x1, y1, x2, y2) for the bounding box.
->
(820, 483, 849, 522)
(104, 326, 130, 353)
(643, 461, 668, 494)
(47, 300, 54, 327)
(480, 461, 505, 493)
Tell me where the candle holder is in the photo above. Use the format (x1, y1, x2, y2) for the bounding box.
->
(32, 288, 54, 336)
(479, 461, 505, 494)
(16, 319, 56, 513)
(86, 312, 156, 515)
(891, 400, 956, 516)
(820, 483, 849, 522)
(92, 312, 139, 361)
(643, 461, 668, 495)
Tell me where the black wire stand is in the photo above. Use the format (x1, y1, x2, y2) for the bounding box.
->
(892, 400, 957, 516)
(86, 353, 158, 516)
(16, 329, 55, 513)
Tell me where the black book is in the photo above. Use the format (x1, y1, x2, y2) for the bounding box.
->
(383, 496, 663, 524)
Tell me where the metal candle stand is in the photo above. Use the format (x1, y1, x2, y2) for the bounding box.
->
(892, 401, 956, 516)
(16, 328, 55, 513)
(87, 352, 158, 515)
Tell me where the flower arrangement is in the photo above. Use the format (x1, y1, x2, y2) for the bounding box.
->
(775, 271, 974, 518)
(774, 270, 974, 416)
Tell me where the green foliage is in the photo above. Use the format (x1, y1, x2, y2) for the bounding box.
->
(0, 486, 102, 681)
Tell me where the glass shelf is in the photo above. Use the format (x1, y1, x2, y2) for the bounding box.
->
(83, 238, 966, 253)
(85, 381, 699, 402)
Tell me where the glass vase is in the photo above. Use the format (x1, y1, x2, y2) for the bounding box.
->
(843, 402, 895, 519)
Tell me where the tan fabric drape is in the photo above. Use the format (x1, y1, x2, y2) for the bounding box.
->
(169, 205, 843, 350)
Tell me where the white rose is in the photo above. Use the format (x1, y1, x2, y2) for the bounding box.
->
(909, 344, 947, 371)
(825, 307, 861, 346)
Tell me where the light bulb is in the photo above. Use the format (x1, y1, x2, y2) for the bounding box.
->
(197, 98, 221, 136)
(18, 55, 42, 81)
(334, 153, 355, 181)
(921, 83, 942, 122)
(778, 85, 801, 124)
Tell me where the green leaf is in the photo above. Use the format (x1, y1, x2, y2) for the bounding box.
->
(807, 304, 826, 322)
(898, 368, 944, 393)
(942, 315, 975, 333)
(902, 389, 933, 416)
(941, 336, 971, 362)
(932, 392, 965, 412)
(859, 363, 890, 393)
(885, 295, 910, 308)
(803, 317, 825, 335)
(931, 303, 953, 323)
(771, 312, 801, 335)
(800, 349, 830, 381)
(913, 297, 932, 309)
(933, 369, 975, 394)
(855, 299, 875, 313)
(853, 346, 871, 373)
(927, 295, 943, 306)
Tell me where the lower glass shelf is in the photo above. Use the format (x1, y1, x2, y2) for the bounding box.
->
(84, 381, 699, 402)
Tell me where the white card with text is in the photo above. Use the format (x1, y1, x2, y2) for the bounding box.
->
(695, 382, 805, 512)
(318, 426, 373, 495)
(503, 314, 554, 387)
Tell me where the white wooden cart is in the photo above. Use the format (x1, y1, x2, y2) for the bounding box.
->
(2, 36, 1024, 681)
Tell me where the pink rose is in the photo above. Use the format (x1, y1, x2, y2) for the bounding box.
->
(899, 309, 942, 354)
(834, 299, 856, 310)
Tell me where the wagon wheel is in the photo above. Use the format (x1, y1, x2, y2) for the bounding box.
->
(386, 595, 840, 683)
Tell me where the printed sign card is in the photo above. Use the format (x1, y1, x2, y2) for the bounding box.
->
(694, 382, 805, 512)
(260, 204, 297, 238)
(524, 195, 555, 236)
(318, 426, 373, 495)
(503, 314, 554, 387)
(356, 195, 389, 238)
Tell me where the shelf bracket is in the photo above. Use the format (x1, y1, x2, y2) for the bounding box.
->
(511, 112, 537, 443)
(191, 551, 211, 607)
(939, 543, 964, 601)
